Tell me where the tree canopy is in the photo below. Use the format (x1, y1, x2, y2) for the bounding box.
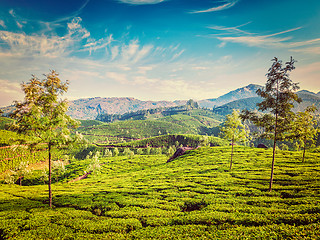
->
(10, 70, 81, 207)
(220, 109, 248, 169)
(292, 105, 319, 162)
(241, 57, 301, 191)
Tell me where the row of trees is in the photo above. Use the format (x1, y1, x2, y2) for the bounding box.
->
(220, 57, 319, 191)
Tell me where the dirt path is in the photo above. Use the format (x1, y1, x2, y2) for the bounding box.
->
(68, 171, 92, 183)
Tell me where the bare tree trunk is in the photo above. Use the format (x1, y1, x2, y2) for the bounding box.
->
(269, 113, 278, 192)
(230, 135, 235, 170)
(48, 143, 52, 208)
(269, 138, 276, 192)
(302, 137, 307, 163)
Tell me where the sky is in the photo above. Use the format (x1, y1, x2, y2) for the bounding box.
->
(0, 0, 320, 106)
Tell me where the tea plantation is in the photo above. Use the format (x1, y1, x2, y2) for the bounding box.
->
(1, 146, 320, 239)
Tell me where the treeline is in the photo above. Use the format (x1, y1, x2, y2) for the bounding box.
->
(112, 134, 227, 148)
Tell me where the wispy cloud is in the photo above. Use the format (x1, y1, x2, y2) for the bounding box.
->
(0, 20, 6, 28)
(191, 0, 238, 14)
(218, 35, 293, 48)
(208, 22, 251, 35)
(212, 25, 320, 53)
(291, 46, 320, 55)
(0, 17, 113, 58)
(118, 0, 167, 5)
(0, 79, 23, 106)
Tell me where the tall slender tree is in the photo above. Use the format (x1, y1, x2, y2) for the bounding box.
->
(220, 109, 249, 170)
(10, 70, 80, 207)
(292, 105, 319, 162)
(241, 57, 301, 191)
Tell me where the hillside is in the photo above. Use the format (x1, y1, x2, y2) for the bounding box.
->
(1, 147, 320, 238)
(77, 120, 194, 144)
(67, 97, 186, 120)
(111, 134, 227, 148)
(79, 109, 224, 144)
(212, 90, 320, 116)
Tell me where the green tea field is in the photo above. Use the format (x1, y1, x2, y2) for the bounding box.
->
(1, 146, 320, 239)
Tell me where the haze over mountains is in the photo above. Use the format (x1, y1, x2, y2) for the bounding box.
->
(66, 83, 320, 120)
(65, 84, 263, 120)
(1, 84, 320, 120)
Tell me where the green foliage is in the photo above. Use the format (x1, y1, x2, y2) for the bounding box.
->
(123, 148, 135, 159)
(0, 117, 13, 130)
(113, 147, 119, 157)
(86, 152, 101, 175)
(52, 160, 66, 183)
(0, 144, 58, 173)
(186, 99, 199, 110)
(0, 129, 32, 147)
(80, 109, 224, 144)
(166, 146, 175, 157)
(136, 148, 143, 155)
(241, 57, 301, 191)
(9, 70, 82, 207)
(104, 149, 112, 157)
(220, 109, 249, 169)
(113, 134, 227, 149)
(220, 109, 248, 144)
(0, 147, 320, 239)
(291, 105, 319, 162)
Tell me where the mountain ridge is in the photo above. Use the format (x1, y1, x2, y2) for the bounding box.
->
(1, 84, 319, 120)
(213, 91, 320, 116)
(198, 84, 262, 108)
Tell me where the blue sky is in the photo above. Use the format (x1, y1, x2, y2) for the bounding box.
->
(0, 0, 319, 106)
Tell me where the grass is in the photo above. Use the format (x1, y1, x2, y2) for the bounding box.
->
(0, 146, 320, 239)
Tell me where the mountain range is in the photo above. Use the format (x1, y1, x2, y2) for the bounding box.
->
(1, 84, 319, 120)
(212, 89, 320, 116)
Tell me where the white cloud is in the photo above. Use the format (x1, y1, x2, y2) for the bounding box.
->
(291, 46, 320, 55)
(292, 62, 320, 91)
(0, 17, 113, 58)
(111, 46, 119, 60)
(0, 79, 23, 107)
(118, 0, 167, 5)
(215, 26, 320, 53)
(0, 20, 6, 28)
(191, 0, 238, 14)
(0, 79, 21, 94)
(208, 22, 251, 35)
(218, 35, 292, 48)
(106, 72, 128, 84)
(192, 66, 208, 70)
(9, 9, 15, 17)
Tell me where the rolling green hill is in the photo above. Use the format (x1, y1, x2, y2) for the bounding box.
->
(79, 109, 224, 144)
(78, 120, 196, 144)
(1, 146, 320, 239)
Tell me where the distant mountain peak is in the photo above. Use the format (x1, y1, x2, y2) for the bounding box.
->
(298, 90, 317, 95)
(199, 84, 262, 108)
